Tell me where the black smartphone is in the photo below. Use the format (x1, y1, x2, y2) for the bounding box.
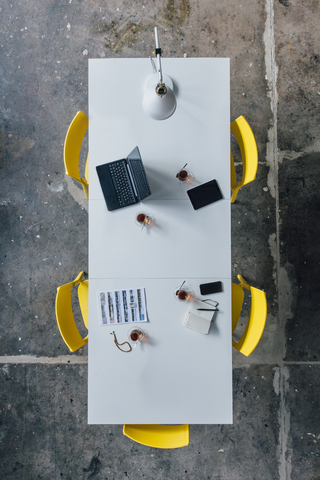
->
(200, 281, 223, 295)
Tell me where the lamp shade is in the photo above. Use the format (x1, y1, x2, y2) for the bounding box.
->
(142, 83, 176, 121)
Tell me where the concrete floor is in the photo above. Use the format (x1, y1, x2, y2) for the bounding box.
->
(0, 0, 319, 479)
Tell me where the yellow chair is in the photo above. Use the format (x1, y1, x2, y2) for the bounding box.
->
(55, 271, 88, 352)
(230, 116, 258, 203)
(123, 424, 189, 449)
(232, 275, 267, 356)
(64, 111, 89, 198)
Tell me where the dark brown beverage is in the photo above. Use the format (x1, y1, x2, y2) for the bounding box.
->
(137, 213, 146, 224)
(177, 289, 188, 300)
(130, 330, 140, 341)
(176, 170, 188, 181)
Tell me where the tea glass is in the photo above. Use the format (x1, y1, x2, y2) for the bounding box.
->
(175, 168, 193, 186)
(128, 327, 146, 344)
(135, 212, 153, 228)
(174, 284, 193, 302)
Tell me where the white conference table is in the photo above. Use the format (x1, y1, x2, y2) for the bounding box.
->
(88, 58, 232, 424)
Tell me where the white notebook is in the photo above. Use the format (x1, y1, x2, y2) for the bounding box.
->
(184, 299, 215, 334)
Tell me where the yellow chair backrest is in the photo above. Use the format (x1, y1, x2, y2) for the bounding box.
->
(123, 424, 189, 449)
(232, 275, 267, 356)
(64, 111, 89, 198)
(230, 116, 258, 203)
(55, 271, 88, 352)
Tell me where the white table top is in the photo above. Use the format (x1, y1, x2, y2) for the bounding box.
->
(88, 58, 231, 201)
(88, 57, 232, 424)
(89, 198, 231, 280)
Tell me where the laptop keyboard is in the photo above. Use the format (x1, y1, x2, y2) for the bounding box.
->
(128, 158, 151, 200)
(108, 161, 136, 207)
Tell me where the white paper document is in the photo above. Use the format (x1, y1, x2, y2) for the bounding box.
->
(98, 288, 147, 325)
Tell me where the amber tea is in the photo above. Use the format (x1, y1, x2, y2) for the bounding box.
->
(137, 213, 146, 224)
(176, 169, 188, 181)
(135, 212, 153, 227)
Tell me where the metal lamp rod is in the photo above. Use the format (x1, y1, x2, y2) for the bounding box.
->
(154, 27, 163, 84)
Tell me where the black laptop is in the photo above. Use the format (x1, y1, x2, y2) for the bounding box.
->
(96, 147, 151, 211)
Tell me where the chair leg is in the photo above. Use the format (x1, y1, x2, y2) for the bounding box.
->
(231, 185, 240, 203)
(237, 275, 250, 290)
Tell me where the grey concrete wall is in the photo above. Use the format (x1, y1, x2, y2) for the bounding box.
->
(0, 0, 319, 479)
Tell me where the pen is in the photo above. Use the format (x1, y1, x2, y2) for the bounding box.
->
(197, 308, 218, 311)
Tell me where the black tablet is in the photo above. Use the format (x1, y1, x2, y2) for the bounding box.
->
(187, 179, 223, 210)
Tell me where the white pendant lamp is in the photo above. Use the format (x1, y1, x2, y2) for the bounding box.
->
(142, 28, 176, 121)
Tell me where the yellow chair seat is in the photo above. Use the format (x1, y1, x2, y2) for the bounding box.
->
(232, 282, 245, 333)
(64, 111, 89, 198)
(55, 271, 88, 352)
(123, 424, 189, 449)
(230, 116, 258, 203)
(232, 275, 267, 356)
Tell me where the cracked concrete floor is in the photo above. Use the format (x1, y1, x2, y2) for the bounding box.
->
(0, 0, 319, 479)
